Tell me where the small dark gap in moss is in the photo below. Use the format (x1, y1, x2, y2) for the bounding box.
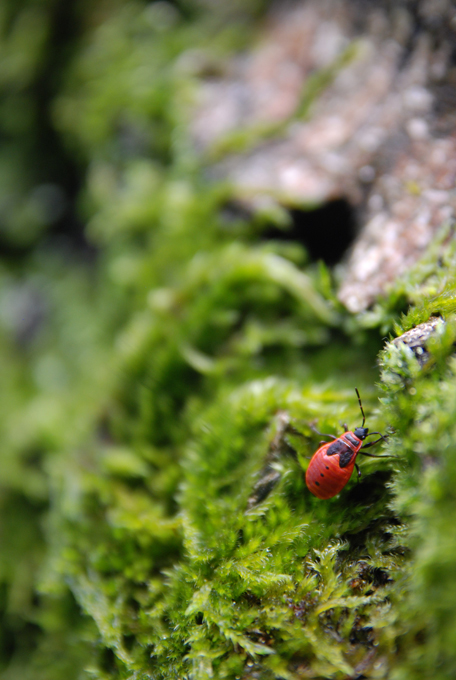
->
(122, 634, 136, 653)
(371, 568, 392, 587)
(350, 618, 375, 647)
(342, 516, 401, 552)
(262, 199, 357, 265)
(344, 470, 394, 506)
(98, 646, 118, 675)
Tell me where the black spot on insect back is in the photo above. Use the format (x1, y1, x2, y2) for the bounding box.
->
(339, 448, 356, 468)
(327, 440, 351, 457)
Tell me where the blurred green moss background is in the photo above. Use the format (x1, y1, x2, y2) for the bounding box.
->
(1, 1, 456, 679)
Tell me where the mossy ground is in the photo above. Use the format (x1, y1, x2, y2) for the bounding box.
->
(1, 2, 456, 679)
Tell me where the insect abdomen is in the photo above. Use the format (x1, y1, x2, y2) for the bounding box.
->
(306, 434, 361, 499)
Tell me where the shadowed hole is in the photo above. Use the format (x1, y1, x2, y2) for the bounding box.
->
(264, 198, 357, 265)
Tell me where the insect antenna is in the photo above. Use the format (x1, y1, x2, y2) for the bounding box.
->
(355, 387, 365, 427)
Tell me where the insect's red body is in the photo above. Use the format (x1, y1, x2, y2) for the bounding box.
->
(305, 431, 363, 499)
(305, 389, 388, 500)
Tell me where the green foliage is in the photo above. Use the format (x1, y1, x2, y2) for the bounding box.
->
(2, 2, 456, 679)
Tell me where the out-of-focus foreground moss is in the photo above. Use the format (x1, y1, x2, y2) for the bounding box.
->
(1, 2, 456, 679)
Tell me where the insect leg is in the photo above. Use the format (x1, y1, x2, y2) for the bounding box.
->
(360, 436, 388, 450)
(360, 434, 397, 458)
(355, 462, 361, 482)
(364, 431, 389, 444)
(359, 450, 398, 459)
(309, 423, 337, 440)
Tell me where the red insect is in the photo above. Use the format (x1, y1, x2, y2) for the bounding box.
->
(306, 389, 388, 499)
